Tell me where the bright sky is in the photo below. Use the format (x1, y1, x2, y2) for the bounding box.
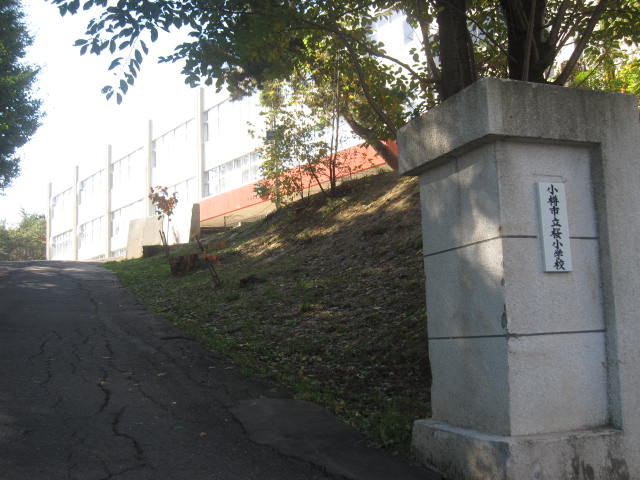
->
(0, 0, 198, 226)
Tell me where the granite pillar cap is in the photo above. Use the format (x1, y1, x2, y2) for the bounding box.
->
(398, 78, 638, 176)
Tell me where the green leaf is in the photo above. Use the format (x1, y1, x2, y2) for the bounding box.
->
(48, 0, 640, 158)
(68, 0, 80, 13)
(108, 57, 122, 70)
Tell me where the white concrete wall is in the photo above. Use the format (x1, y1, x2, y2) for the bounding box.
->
(203, 95, 263, 173)
(111, 148, 146, 211)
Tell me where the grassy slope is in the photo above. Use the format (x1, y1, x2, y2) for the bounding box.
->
(105, 171, 431, 456)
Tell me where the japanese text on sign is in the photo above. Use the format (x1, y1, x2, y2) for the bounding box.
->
(537, 182, 573, 272)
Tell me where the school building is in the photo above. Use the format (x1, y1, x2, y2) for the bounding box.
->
(46, 88, 390, 260)
(45, 12, 415, 260)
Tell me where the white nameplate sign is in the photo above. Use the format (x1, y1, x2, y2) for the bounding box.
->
(537, 182, 572, 272)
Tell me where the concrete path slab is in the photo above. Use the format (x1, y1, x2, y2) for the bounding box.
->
(231, 398, 438, 480)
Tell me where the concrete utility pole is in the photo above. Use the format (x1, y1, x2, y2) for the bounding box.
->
(195, 88, 206, 201)
(46, 183, 52, 260)
(144, 120, 154, 217)
(71, 166, 79, 261)
(105, 145, 112, 259)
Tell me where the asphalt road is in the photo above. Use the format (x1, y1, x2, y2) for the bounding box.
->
(0, 261, 439, 480)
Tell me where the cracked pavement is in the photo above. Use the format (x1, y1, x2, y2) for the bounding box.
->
(0, 261, 333, 480)
(0, 261, 438, 480)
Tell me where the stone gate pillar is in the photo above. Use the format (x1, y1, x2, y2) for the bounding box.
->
(398, 78, 640, 479)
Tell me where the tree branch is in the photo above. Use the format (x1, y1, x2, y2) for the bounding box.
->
(437, 0, 511, 60)
(342, 114, 399, 170)
(364, 42, 433, 87)
(421, 30, 442, 93)
(548, 0, 571, 50)
(413, 0, 442, 95)
(333, 29, 398, 136)
(522, 0, 537, 80)
(571, 52, 608, 87)
(554, 0, 610, 85)
(294, 13, 434, 98)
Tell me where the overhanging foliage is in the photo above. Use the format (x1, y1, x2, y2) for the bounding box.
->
(0, 0, 42, 191)
(50, 0, 640, 168)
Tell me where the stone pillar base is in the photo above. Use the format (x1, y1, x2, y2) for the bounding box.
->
(412, 420, 627, 480)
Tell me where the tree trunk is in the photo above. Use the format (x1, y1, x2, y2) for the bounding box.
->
(500, 0, 552, 82)
(435, 0, 477, 100)
(343, 115, 399, 170)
